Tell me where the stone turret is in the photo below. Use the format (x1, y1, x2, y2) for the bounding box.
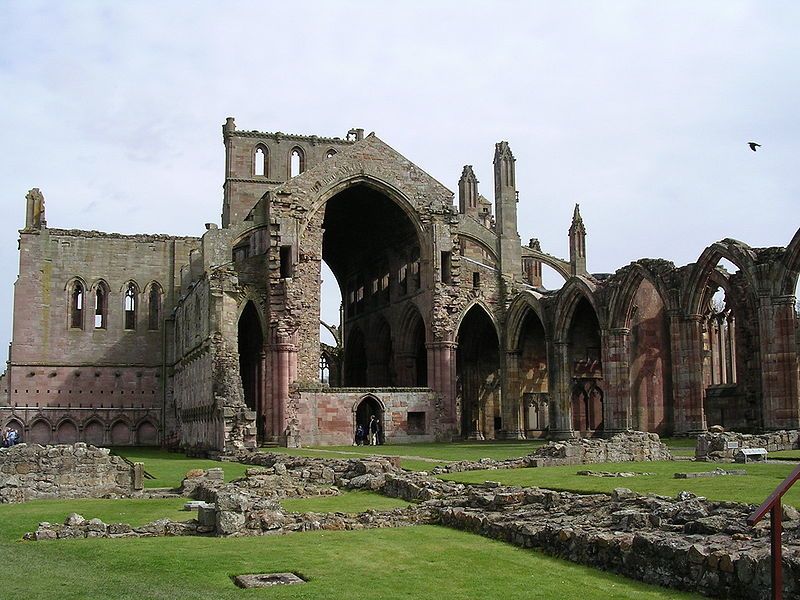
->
(493, 142, 522, 279)
(458, 165, 479, 217)
(569, 203, 587, 276)
(24, 188, 46, 230)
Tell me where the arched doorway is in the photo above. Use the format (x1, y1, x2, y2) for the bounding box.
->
(355, 395, 383, 445)
(456, 305, 500, 439)
(238, 301, 265, 439)
(568, 297, 603, 434)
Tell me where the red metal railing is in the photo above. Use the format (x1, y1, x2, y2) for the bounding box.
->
(747, 462, 800, 600)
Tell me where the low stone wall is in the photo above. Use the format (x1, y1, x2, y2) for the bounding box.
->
(696, 430, 800, 460)
(0, 443, 138, 503)
(434, 431, 672, 473)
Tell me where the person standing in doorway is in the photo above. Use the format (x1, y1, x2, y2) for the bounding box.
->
(369, 415, 378, 446)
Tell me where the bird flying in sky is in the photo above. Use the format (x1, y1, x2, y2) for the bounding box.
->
(748, 142, 761, 152)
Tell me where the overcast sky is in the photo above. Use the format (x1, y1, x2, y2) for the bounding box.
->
(1, 1, 799, 358)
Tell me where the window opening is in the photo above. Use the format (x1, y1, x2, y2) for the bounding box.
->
(124, 283, 137, 330)
(148, 285, 161, 330)
(473, 272, 480, 289)
(319, 354, 330, 384)
(325, 149, 337, 159)
(71, 282, 84, 329)
(254, 146, 267, 176)
(280, 245, 293, 278)
(290, 148, 305, 177)
(95, 286, 107, 329)
(441, 251, 451, 284)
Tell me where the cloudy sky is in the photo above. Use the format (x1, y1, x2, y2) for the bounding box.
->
(1, 1, 799, 357)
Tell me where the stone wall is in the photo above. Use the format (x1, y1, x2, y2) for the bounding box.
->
(291, 388, 443, 446)
(696, 430, 800, 460)
(0, 443, 138, 503)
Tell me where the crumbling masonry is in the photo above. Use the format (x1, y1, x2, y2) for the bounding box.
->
(2, 119, 799, 451)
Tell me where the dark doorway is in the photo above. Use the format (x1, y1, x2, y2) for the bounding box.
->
(344, 327, 367, 386)
(456, 305, 500, 439)
(355, 396, 383, 445)
(238, 302, 264, 439)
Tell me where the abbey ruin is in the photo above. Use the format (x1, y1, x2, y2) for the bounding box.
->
(1, 119, 798, 452)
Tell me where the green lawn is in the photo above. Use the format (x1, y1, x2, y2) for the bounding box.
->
(769, 450, 800, 460)
(112, 447, 250, 488)
(269, 440, 546, 463)
(441, 460, 798, 506)
(281, 490, 410, 514)
(0, 497, 701, 599)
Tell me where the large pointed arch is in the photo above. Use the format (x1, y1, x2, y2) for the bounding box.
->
(685, 239, 759, 315)
(607, 261, 675, 330)
(553, 277, 602, 342)
(506, 291, 548, 352)
(778, 227, 800, 295)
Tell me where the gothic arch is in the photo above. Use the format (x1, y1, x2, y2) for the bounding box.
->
(55, 418, 79, 443)
(453, 299, 501, 343)
(109, 418, 132, 445)
(302, 175, 431, 263)
(253, 143, 269, 177)
(685, 240, 759, 315)
(236, 297, 268, 339)
(28, 418, 52, 444)
(607, 263, 675, 330)
(82, 417, 105, 446)
(553, 277, 602, 342)
(135, 417, 159, 445)
(778, 227, 800, 295)
(506, 291, 548, 352)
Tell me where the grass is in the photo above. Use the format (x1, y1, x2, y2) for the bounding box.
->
(281, 490, 410, 514)
(440, 460, 800, 506)
(0, 497, 702, 599)
(269, 440, 547, 463)
(769, 450, 800, 460)
(112, 447, 251, 488)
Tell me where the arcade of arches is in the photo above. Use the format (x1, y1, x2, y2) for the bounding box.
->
(5, 119, 799, 452)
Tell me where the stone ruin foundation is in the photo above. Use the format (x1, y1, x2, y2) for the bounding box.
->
(696, 430, 800, 461)
(0, 443, 143, 503)
(23, 451, 800, 599)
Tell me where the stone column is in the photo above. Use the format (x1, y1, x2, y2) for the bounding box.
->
(669, 312, 706, 434)
(271, 337, 298, 444)
(759, 296, 800, 430)
(427, 341, 458, 435)
(499, 350, 526, 439)
(601, 327, 631, 434)
(549, 341, 577, 439)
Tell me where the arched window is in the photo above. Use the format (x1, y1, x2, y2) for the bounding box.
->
(289, 147, 305, 177)
(325, 149, 337, 159)
(148, 283, 162, 331)
(253, 145, 268, 177)
(320, 354, 330, 384)
(70, 281, 84, 329)
(124, 282, 137, 330)
(94, 282, 109, 329)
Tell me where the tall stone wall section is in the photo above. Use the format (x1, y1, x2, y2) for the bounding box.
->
(0, 443, 135, 503)
(7, 225, 199, 445)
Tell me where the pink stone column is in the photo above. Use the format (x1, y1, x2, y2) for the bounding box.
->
(271, 338, 298, 442)
(759, 296, 800, 430)
(427, 341, 458, 434)
(601, 327, 631, 434)
(669, 313, 707, 434)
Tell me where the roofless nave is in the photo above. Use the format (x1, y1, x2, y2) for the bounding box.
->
(1, 118, 799, 452)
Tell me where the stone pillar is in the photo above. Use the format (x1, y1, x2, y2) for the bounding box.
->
(499, 351, 526, 439)
(759, 296, 800, 430)
(549, 341, 577, 439)
(601, 327, 631, 434)
(727, 313, 737, 384)
(271, 337, 298, 444)
(259, 351, 269, 441)
(669, 313, 706, 434)
(428, 341, 458, 434)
